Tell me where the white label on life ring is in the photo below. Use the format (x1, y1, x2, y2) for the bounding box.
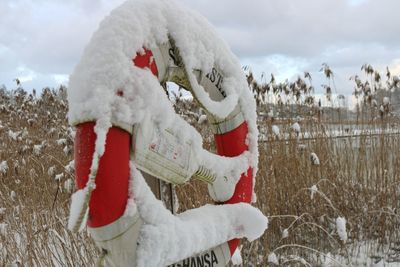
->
(149, 127, 190, 169)
(132, 114, 199, 185)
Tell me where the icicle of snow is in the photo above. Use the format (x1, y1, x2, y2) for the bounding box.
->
(64, 160, 75, 173)
(336, 216, 348, 242)
(63, 145, 70, 155)
(310, 152, 320, 165)
(130, 163, 268, 267)
(231, 247, 243, 266)
(8, 130, 20, 141)
(321, 252, 333, 267)
(268, 252, 279, 265)
(310, 185, 318, 200)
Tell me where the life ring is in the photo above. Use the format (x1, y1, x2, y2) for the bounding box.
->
(68, 1, 267, 266)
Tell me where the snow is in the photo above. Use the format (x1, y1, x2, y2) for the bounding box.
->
(268, 252, 279, 265)
(291, 122, 301, 134)
(310, 152, 320, 165)
(336, 216, 347, 242)
(67, 188, 89, 232)
(383, 96, 390, 105)
(10, 191, 16, 201)
(54, 173, 64, 181)
(231, 248, 243, 265)
(130, 163, 268, 266)
(33, 144, 43, 155)
(67, 0, 259, 201)
(282, 228, 289, 239)
(0, 161, 8, 174)
(272, 125, 280, 137)
(56, 138, 67, 146)
(47, 166, 56, 177)
(310, 185, 318, 200)
(197, 114, 207, 124)
(66, 0, 265, 263)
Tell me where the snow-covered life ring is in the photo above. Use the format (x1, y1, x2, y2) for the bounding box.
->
(67, 1, 267, 266)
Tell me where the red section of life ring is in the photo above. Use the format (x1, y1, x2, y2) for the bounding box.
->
(74, 49, 159, 227)
(74, 123, 130, 227)
(73, 48, 252, 256)
(214, 122, 253, 254)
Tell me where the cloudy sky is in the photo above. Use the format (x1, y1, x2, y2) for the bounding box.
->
(1, 0, 399, 101)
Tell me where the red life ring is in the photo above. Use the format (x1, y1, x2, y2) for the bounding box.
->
(74, 48, 253, 263)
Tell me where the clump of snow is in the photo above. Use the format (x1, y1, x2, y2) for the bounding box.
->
(56, 138, 67, 146)
(8, 130, 20, 141)
(231, 247, 243, 266)
(383, 97, 390, 105)
(130, 163, 268, 266)
(68, 0, 259, 201)
(197, 114, 207, 124)
(65, 160, 75, 173)
(47, 166, 56, 177)
(310, 152, 320, 165)
(336, 216, 348, 242)
(54, 173, 64, 181)
(0, 161, 8, 174)
(282, 228, 289, 239)
(33, 144, 43, 155)
(310, 185, 318, 200)
(291, 122, 301, 134)
(272, 125, 280, 138)
(268, 252, 279, 265)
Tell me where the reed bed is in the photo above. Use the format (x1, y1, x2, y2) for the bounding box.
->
(0, 87, 399, 266)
